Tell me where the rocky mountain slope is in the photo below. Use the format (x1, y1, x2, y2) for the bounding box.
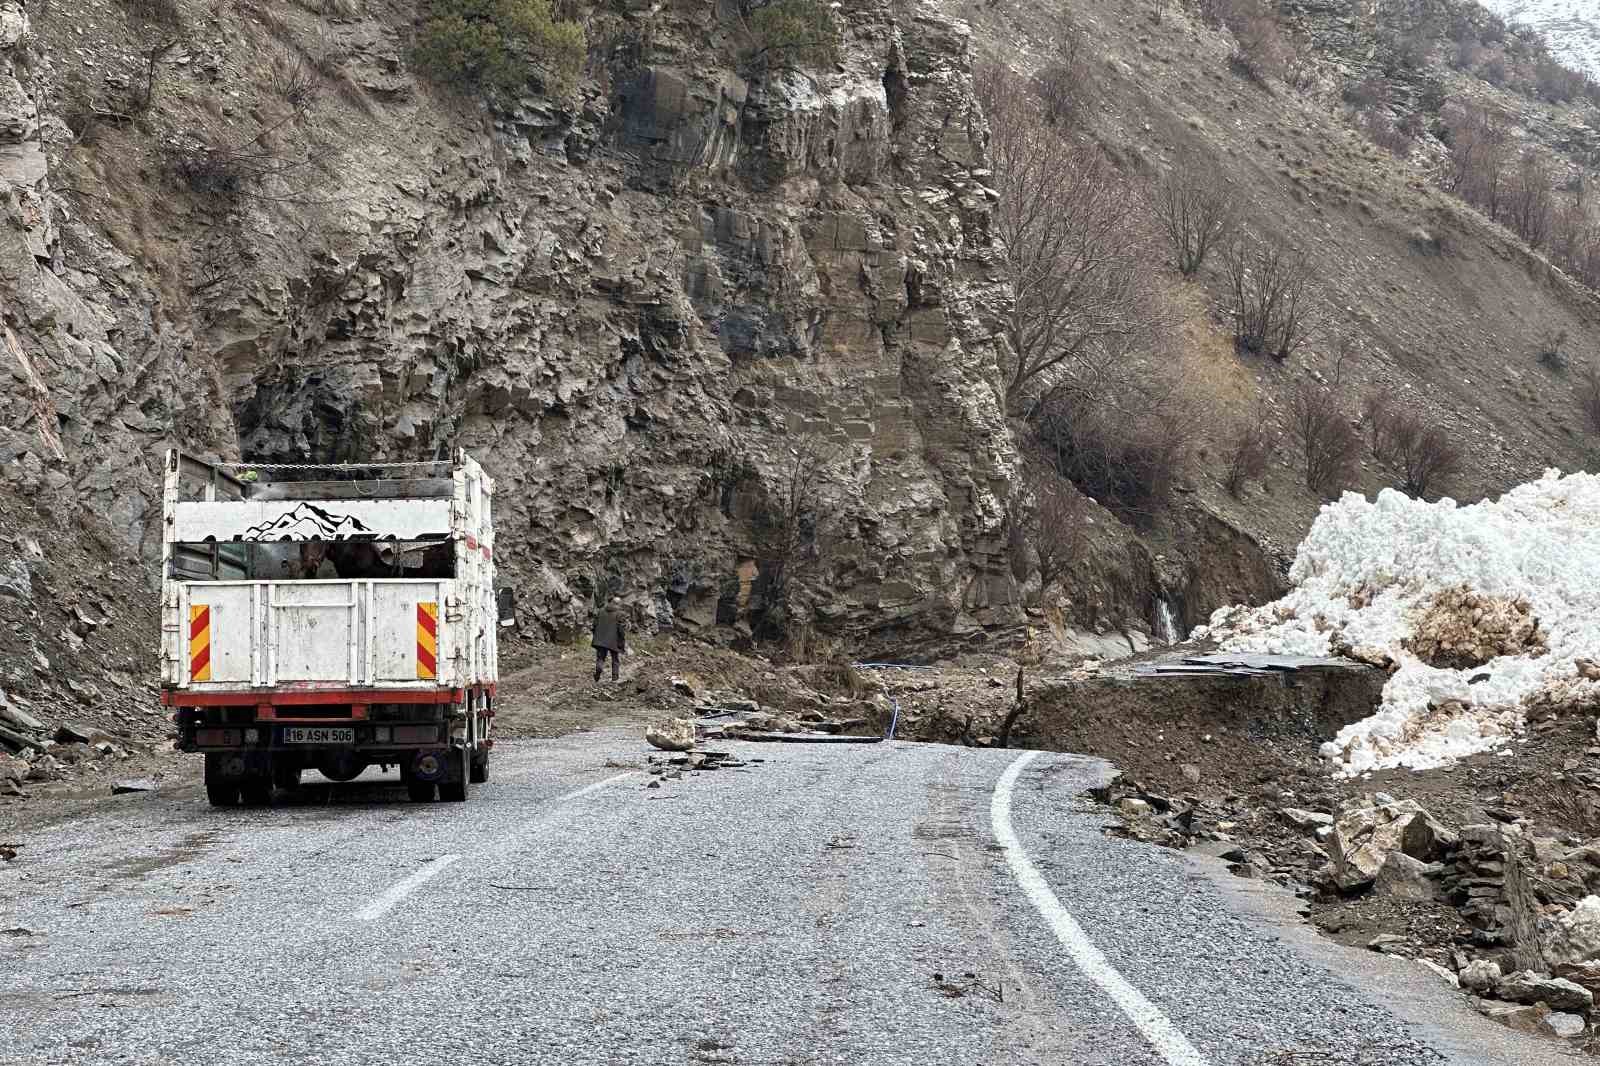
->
(3, 0, 1600, 728)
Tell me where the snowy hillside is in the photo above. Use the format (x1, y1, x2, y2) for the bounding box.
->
(1479, 0, 1600, 79)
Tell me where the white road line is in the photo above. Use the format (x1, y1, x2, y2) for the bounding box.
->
(553, 770, 635, 804)
(354, 855, 461, 921)
(353, 771, 634, 921)
(991, 751, 1211, 1066)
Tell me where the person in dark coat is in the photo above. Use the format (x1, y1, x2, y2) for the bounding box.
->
(592, 598, 625, 682)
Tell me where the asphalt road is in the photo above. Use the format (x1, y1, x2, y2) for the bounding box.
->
(0, 731, 1564, 1065)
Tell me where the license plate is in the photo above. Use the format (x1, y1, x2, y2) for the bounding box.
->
(283, 727, 354, 745)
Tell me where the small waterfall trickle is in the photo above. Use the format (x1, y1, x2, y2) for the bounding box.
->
(1155, 599, 1182, 645)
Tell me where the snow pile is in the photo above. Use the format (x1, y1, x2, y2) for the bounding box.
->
(1196, 471, 1600, 776)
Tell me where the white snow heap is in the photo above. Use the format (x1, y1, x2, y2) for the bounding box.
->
(1196, 471, 1600, 776)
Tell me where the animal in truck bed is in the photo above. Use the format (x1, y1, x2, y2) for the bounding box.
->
(158, 449, 502, 806)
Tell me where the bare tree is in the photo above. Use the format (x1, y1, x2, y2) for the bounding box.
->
(1360, 388, 1400, 458)
(978, 64, 1159, 414)
(1505, 150, 1557, 248)
(1225, 233, 1316, 362)
(1578, 364, 1600, 437)
(1387, 414, 1461, 498)
(751, 442, 835, 639)
(1019, 461, 1091, 590)
(1289, 385, 1359, 497)
(1440, 101, 1511, 221)
(1148, 158, 1236, 276)
(1223, 404, 1276, 496)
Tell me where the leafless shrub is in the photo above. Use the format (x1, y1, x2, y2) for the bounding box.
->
(1148, 158, 1236, 276)
(270, 50, 322, 111)
(1289, 385, 1359, 497)
(116, 0, 183, 28)
(1031, 17, 1096, 128)
(1360, 389, 1400, 457)
(1225, 233, 1316, 362)
(1360, 109, 1413, 158)
(977, 63, 1159, 414)
(1578, 364, 1600, 437)
(1223, 405, 1275, 497)
(1538, 327, 1570, 372)
(164, 141, 246, 198)
(1385, 411, 1461, 498)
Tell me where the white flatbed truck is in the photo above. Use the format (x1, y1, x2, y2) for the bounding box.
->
(160, 450, 499, 805)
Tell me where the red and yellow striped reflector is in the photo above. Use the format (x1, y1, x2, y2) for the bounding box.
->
(189, 604, 212, 682)
(416, 601, 438, 680)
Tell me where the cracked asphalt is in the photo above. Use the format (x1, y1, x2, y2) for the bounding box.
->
(0, 731, 1563, 1065)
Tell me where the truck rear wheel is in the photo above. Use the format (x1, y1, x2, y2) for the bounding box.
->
(240, 778, 273, 807)
(406, 781, 436, 802)
(439, 749, 469, 802)
(272, 763, 302, 790)
(206, 782, 241, 807)
(469, 750, 488, 785)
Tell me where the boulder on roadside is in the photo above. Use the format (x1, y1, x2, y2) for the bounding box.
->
(111, 779, 156, 795)
(1374, 852, 1443, 902)
(1540, 895, 1600, 971)
(1118, 797, 1153, 818)
(1279, 807, 1335, 833)
(1460, 959, 1502, 992)
(644, 718, 696, 752)
(1329, 799, 1458, 892)
(1496, 972, 1594, 1013)
(24, 753, 60, 781)
(1546, 1012, 1586, 1039)
(1477, 1000, 1551, 1035)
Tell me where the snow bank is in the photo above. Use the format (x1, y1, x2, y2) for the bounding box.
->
(1196, 471, 1600, 776)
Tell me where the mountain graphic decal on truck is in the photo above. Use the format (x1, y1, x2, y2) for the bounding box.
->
(235, 503, 377, 542)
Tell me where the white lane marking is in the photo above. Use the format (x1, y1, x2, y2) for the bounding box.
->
(353, 771, 635, 921)
(991, 751, 1211, 1066)
(355, 855, 461, 921)
(553, 770, 635, 804)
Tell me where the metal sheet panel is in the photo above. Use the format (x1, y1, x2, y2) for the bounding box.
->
(269, 582, 359, 684)
(171, 498, 452, 543)
(185, 584, 256, 686)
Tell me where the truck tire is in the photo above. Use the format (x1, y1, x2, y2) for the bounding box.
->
(406, 781, 436, 803)
(272, 763, 302, 791)
(240, 778, 273, 807)
(439, 750, 469, 802)
(469, 750, 488, 785)
(206, 782, 241, 807)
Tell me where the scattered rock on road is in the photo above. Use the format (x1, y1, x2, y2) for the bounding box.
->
(111, 779, 157, 795)
(645, 718, 696, 752)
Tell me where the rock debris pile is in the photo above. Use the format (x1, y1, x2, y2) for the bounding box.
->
(1110, 773, 1600, 1046)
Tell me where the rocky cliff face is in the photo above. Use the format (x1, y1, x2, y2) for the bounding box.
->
(1, 0, 1024, 647)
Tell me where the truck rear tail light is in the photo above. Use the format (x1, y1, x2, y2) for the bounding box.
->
(243, 728, 260, 745)
(196, 728, 239, 746)
(392, 725, 438, 744)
